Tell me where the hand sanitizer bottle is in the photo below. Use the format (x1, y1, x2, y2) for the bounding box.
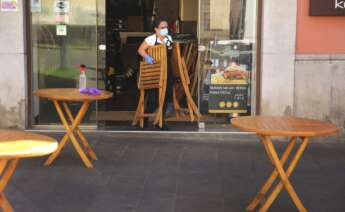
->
(79, 64, 87, 90)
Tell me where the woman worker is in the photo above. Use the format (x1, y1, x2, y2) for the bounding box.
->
(137, 18, 174, 130)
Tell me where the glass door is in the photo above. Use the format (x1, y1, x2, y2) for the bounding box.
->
(29, 0, 105, 127)
(197, 0, 258, 124)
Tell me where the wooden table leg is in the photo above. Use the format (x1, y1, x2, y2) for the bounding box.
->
(247, 136, 297, 211)
(62, 102, 98, 161)
(0, 159, 19, 212)
(0, 193, 13, 212)
(45, 100, 93, 168)
(259, 137, 309, 212)
(256, 136, 308, 212)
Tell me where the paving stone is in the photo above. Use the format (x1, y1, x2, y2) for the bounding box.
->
(4, 133, 345, 211)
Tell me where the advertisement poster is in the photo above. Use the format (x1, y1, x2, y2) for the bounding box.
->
(31, 0, 41, 13)
(0, 0, 18, 12)
(208, 63, 249, 114)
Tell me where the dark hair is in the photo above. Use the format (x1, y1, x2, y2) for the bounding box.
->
(153, 18, 167, 31)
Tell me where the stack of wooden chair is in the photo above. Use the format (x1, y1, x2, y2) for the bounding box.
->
(182, 40, 199, 99)
(132, 45, 167, 128)
(171, 42, 201, 122)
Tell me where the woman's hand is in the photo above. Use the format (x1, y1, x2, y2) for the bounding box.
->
(144, 55, 154, 64)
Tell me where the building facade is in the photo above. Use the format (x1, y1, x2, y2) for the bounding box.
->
(0, 0, 344, 132)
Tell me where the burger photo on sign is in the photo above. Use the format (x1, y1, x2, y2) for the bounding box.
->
(211, 62, 249, 84)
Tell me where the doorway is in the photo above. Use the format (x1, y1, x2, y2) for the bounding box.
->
(97, 0, 200, 130)
(97, 0, 259, 131)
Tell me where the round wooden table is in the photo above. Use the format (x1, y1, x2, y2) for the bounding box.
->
(0, 130, 57, 212)
(34, 88, 113, 168)
(231, 116, 338, 212)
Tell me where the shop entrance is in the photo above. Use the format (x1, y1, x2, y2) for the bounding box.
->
(98, 0, 200, 130)
(28, 0, 259, 131)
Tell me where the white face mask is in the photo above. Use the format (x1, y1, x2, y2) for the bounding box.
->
(160, 28, 169, 37)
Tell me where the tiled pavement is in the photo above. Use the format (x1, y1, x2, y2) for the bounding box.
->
(7, 133, 345, 212)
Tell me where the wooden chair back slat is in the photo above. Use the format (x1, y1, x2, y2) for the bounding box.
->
(141, 72, 161, 77)
(141, 85, 160, 89)
(138, 62, 162, 89)
(141, 78, 161, 84)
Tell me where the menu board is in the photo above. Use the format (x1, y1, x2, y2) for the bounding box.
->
(200, 40, 252, 114)
(208, 62, 249, 113)
(208, 84, 248, 113)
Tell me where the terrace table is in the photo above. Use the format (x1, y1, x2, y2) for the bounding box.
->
(0, 130, 57, 212)
(34, 88, 113, 168)
(231, 116, 338, 212)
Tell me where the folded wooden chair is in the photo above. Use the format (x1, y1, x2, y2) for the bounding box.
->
(183, 41, 199, 98)
(171, 42, 201, 122)
(132, 45, 167, 128)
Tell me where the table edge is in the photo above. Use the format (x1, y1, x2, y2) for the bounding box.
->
(34, 89, 113, 101)
(0, 141, 58, 159)
(231, 121, 339, 137)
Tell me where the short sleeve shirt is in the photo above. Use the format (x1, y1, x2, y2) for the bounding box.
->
(144, 34, 173, 47)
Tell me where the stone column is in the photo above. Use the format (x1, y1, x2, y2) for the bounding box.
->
(0, 0, 26, 128)
(260, 0, 297, 115)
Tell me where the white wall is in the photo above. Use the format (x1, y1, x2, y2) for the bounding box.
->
(260, 0, 297, 116)
(295, 54, 345, 130)
(0, 0, 26, 128)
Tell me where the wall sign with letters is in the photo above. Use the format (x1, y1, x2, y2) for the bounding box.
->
(310, 0, 345, 16)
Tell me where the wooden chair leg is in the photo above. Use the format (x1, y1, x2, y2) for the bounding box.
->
(132, 100, 141, 126)
(182, 59, 201, 119)
(190, 66, 199, 99)
(156, 90, 165, 128)
(154, 87, 166, 128)
(187, 102, 195, 122)
(247, 137, 297, 211)
(139, 90, 145, 128)
(173, 86, 181, 120)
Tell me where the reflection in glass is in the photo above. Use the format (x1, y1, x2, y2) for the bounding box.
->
(30, 0, 98, 125)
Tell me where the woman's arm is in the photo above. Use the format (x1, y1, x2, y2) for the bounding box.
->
(138, 41, 154, 64)
(138, 41, 150, 58)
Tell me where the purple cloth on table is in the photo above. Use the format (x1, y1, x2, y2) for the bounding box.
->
(79, 87, 101, 96)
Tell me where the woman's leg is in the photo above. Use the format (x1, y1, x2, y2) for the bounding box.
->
(145, 89, 158, 113)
